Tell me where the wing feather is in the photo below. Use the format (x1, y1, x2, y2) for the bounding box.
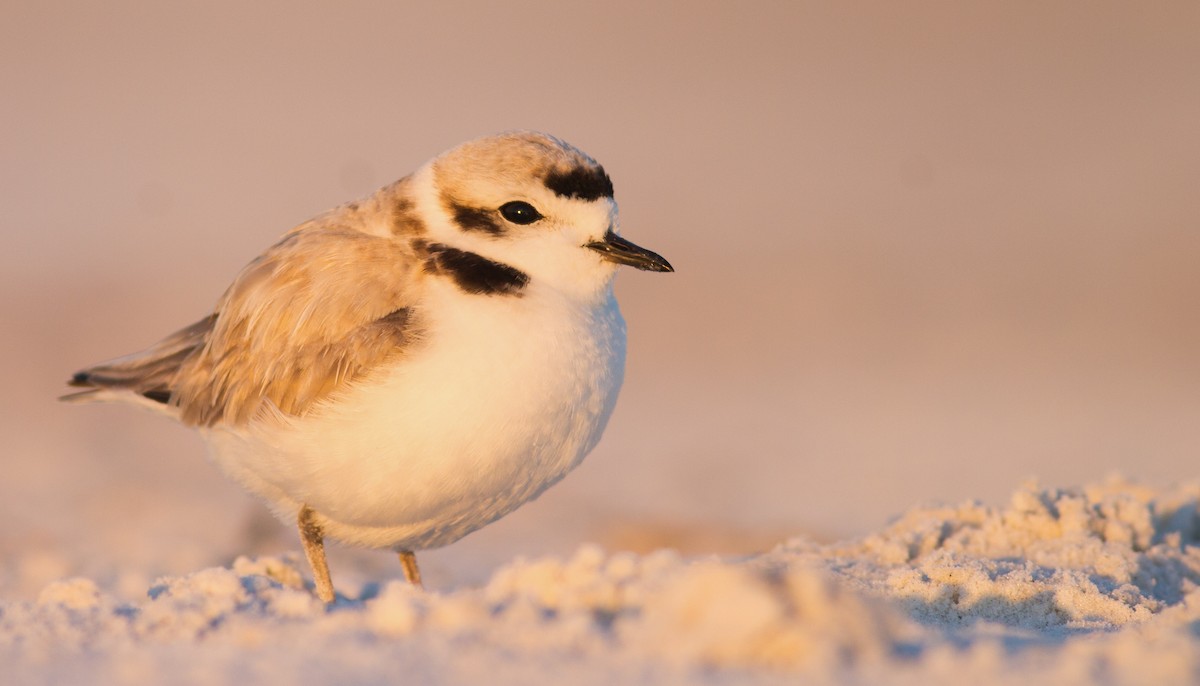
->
(176, 227, 419, 425)
(68, 219, 423, 427)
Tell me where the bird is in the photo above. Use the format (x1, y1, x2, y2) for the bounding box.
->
(64, 131, 673, 602)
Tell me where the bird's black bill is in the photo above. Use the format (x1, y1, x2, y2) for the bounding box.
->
(586, 231, 674, 272)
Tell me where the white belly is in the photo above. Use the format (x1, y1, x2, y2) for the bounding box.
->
(202, 283, 627, 550)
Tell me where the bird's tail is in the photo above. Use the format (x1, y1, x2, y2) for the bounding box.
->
(62, 314, 216, 408)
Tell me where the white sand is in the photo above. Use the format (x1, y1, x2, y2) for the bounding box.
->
(4, 478, 1197, 685)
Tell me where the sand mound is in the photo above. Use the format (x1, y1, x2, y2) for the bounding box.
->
(3, 479, 1198, 685)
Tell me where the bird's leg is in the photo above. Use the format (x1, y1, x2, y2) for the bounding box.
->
(399, 550, 423, 588)
(297, 505, 336, 603)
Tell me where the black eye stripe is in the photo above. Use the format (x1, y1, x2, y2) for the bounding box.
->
(451, 203, 504, 235)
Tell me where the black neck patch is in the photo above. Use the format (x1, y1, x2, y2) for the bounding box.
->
(544, 165, 614, 201)
(451, 203, 504, 235)
(421, 243, 528, 296)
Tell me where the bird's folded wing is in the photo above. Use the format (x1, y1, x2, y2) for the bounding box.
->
(70, 227, 420, 427)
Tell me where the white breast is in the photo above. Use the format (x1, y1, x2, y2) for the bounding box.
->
(203, 281, 627, 550)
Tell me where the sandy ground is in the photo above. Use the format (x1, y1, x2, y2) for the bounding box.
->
(4, 479, 1198, 685)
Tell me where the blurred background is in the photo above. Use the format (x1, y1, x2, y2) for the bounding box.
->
(3, 2, 1198, 599)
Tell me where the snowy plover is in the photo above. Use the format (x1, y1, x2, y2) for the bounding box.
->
(65, 132, 672, 602)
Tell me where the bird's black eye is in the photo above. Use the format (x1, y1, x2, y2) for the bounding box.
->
(498, 201, 543, 225)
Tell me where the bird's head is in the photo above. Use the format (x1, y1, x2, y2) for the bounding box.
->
(414, 131, 672, 301)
